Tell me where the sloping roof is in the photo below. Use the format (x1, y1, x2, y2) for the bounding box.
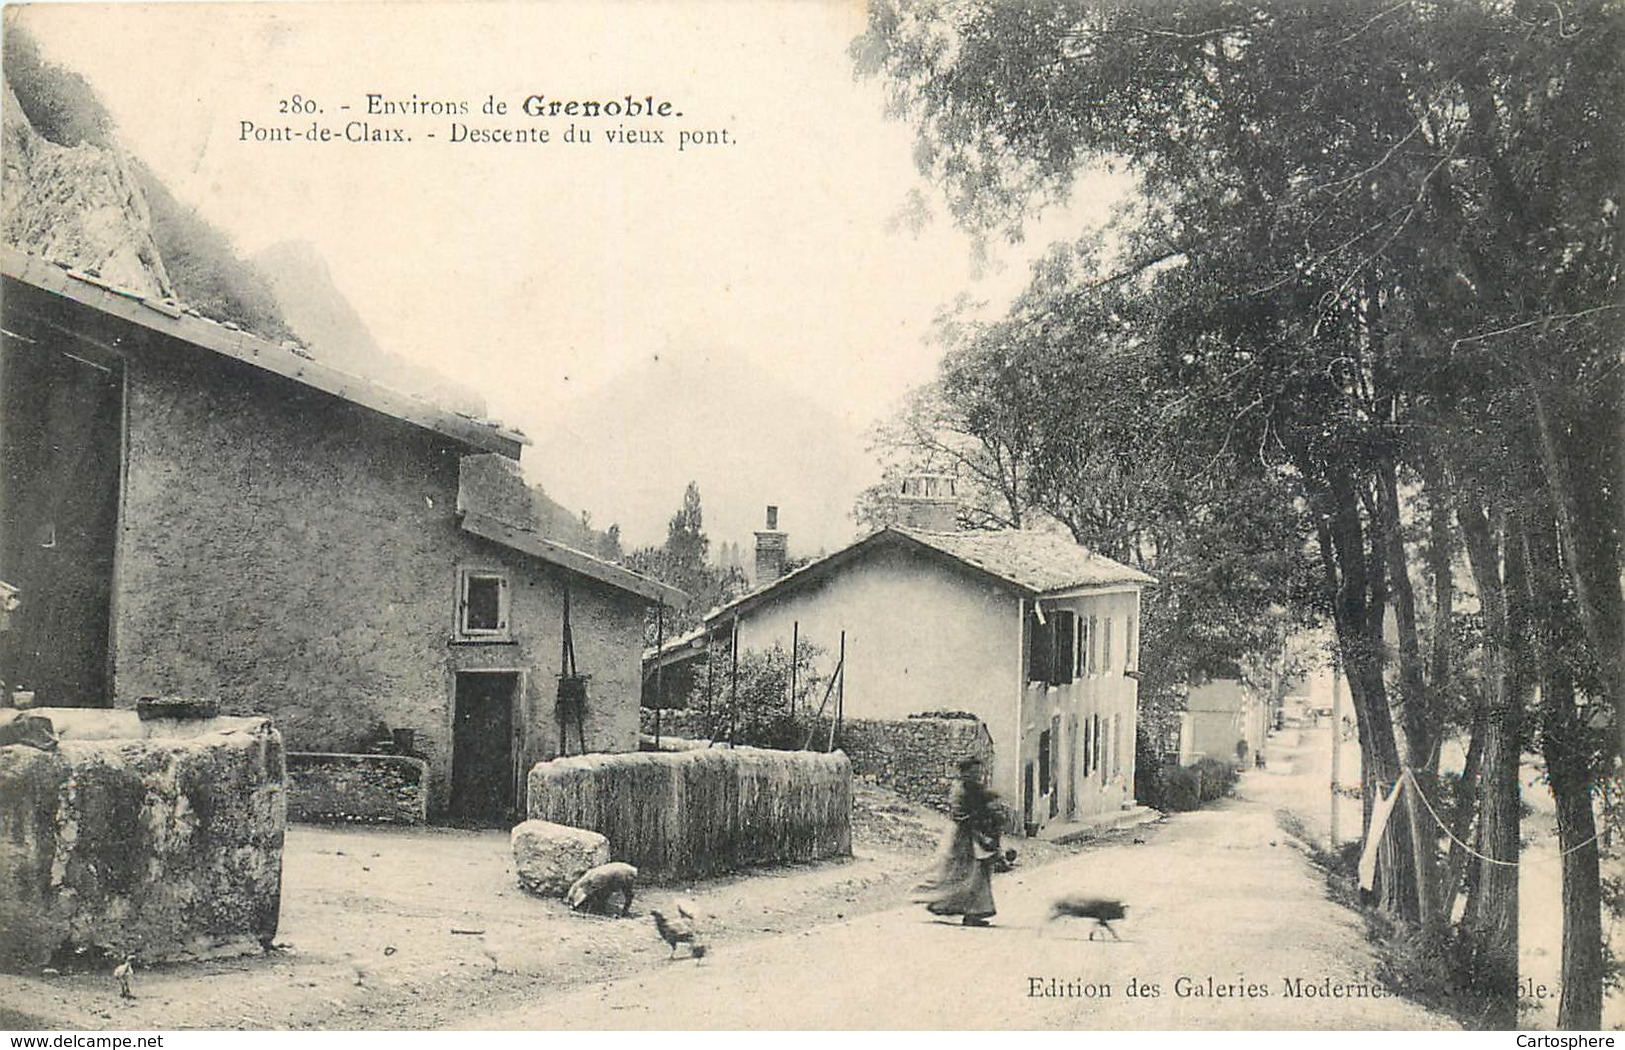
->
(705, 525, 1154, 625)
(1, 248, 528, 458)
(894, 527, 1157, 594)
(461, 511, 686, 606)
(642, 623, 710, 672)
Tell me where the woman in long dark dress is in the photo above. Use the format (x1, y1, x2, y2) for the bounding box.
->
(912, 756, 1001, 926)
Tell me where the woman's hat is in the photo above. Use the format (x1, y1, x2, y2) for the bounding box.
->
(956, 756, 984, 774)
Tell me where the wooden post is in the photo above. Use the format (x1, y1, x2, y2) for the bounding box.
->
(828, 630, 845, 752)
(729, 614, 740, 748)
(789, 620, 799, 718)
(654, 601, 665, 749)
(1330, 651, 1343, 847)
(838, 633, 851, 747)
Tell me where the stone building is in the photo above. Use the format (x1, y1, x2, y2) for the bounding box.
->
(687, 478, 1155, 834)
(1179, 677, 1272, 767)
(0, 250, 682, 824)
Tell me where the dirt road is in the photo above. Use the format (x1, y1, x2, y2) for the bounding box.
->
(1, 729, 1463, 1031)
(461, 762, 1454, 1030)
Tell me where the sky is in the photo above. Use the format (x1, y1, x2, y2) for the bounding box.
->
(13, 1, 1126, 551)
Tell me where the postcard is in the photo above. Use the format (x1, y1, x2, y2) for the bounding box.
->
(0, 0, 1617, 1037)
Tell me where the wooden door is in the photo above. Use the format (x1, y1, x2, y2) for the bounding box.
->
(450, 671, 519, 825)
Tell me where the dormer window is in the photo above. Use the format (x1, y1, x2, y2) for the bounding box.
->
(457, 569, 510, 640)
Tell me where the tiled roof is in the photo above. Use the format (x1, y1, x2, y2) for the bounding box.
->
(705, 525, 1154, 625)
(1, 248, 528, 458)
(894, 527, 1157, 593)
(461, 511, 686, 606)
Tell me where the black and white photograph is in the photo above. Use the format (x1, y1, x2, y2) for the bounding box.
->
(0, 0, 1620, 1035)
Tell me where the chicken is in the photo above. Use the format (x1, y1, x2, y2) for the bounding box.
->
(565, 862, 638, 917)
(1046, 895, 1128, 941)
(649, 903, 706, 959)
(112, 955, 135, 999)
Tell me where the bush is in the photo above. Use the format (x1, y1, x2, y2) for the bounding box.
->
(1147, 756, 1239, 812)
(683, 641, 829, 749)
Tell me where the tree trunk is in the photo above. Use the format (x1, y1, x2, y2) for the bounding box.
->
(1377, 456, 1442, 932)
(1545, 676, 1605, 1030)
(1442, 704, 1486, 918)
(1457, 500, 1522, 1028)
(1304, 454, 1420, 920)
(1525, 506, 1606, 1030)
(1528, 384, 1625, 758)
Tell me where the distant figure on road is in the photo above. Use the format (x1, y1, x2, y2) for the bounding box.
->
(912, 756, 1001, 927)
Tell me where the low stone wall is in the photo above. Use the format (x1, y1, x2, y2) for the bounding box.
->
(828, 716, 994, 813)
(527, 747, 851, 880)
(286, 752, 428, 825)
(0, 707, 286, 972)
(639, 709, 994, 814)
(639, 708, 713, 741)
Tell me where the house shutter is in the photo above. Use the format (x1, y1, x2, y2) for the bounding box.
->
(1052, 611, 1075, 685)
(1028, 609, 1052, 683)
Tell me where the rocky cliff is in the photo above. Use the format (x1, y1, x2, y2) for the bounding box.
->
(1, 83, 171, 298)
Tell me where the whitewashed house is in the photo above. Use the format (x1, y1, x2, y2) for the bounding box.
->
(699, 479, 1154, 833)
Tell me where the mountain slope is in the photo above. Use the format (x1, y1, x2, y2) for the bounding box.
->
(525, 347, 879, 560)
(250, 239, 485, 416)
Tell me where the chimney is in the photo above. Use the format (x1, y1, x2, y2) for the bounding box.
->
(754, 505, 787, 584)
(898, 475, 959, 532)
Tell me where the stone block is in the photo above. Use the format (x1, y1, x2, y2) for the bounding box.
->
(510, 819, 609, 897)
(0, 707, 285, 972)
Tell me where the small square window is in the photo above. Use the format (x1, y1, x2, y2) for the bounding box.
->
(457, 569, 510, 640)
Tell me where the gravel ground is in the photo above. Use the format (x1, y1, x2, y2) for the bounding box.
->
(0, 780, 1090, 1031)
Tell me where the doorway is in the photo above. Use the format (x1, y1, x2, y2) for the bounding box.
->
(450, 671, 520, 826)
(0, 336, 123, 706)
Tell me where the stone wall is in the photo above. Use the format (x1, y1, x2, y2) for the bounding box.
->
(285, 752, 428, 824)
(0, 708, 285, 972)
(825, 716, 995, 813)
(639, 709, 994, 814)
(527, 747, 851, 880)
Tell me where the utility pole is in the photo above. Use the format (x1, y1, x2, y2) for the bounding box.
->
(1330, 651, 1343, 847)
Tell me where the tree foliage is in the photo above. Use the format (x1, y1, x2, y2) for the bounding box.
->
(857, 0, 1622, 1027)
(683, 640, 831, 750)
(624, 482, 747, 640)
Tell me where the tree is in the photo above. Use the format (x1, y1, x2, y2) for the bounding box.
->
(856, 0, 1622, 1025)
(865, 239, 1317, 758)
(625, 482, 747, 642)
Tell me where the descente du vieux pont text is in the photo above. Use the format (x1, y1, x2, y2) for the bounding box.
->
(236, 92, 734, 151)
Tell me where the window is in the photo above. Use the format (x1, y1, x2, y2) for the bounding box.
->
(1087, 615, 1099, 676)
(1026, 607, 1076, 685)
(1126, 615, 1137, 671)
(1103, 618, 1114, 673)
(457, 569, 510, 640)
(1075, 617, 1091, 678)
